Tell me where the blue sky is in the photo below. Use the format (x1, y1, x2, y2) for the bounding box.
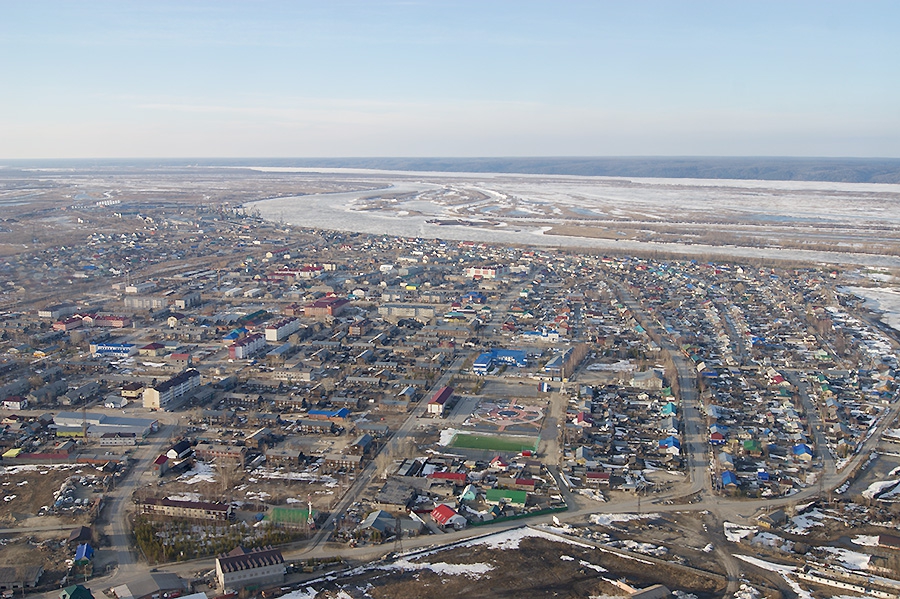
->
(1, 1, 898, 158)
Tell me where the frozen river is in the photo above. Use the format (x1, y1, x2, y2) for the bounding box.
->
(247, 171, 900, 269)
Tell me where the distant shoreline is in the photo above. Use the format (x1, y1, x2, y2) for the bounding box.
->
(3, 156, 900, 184)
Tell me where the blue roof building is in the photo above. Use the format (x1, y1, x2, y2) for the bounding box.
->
(792, 443, 813, 461)
(74, 543, 94, 563)
(308, 408, 350, 420)
(721, 471, 738, 487)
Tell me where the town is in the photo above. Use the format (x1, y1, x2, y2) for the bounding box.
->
(2, 180, 900, 599)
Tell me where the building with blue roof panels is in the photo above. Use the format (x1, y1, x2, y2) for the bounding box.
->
(473, 352, 495, 375)
(89, 343, 136, 358)
(308, 408, 350, 421)
(721, 471, 738, 488)
(74, 543, 94, 563)
(473, 349, 529, 374)
(792, 443, 813, 461)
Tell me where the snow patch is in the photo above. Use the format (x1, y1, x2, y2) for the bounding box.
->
(380, 559, 493, 578)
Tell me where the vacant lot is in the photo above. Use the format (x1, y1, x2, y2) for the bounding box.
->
(288, 528, 727, 599)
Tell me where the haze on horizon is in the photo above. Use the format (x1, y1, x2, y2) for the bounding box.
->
(1, 1, 898, 160)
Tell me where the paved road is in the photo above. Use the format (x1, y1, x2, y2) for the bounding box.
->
(304, 353, 472, 553)
(46, 287, 900, 597)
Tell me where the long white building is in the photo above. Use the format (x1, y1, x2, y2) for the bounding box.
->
(216, 546, 284, 590)
(265, 317, 300, 342)
(143, 369, 201, 409)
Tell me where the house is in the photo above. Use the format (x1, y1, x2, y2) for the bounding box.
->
(458, 484, 478, 501)
(194, 443, 247, 464)
(709, 431, 726, 445)
(356, 509, 398, 538)
(428, 471, 467, 485)
(658, 436, 681, 455)
(216, 546, 285, 590)
(167, 439, 193, 460)
(629, 585, 671, 599)
(2, 396, 27, 410)
(152, 454, 170, 476)
(323, 453, 362, 472)
(0, 564, 44, 591)
(68, 526, 93, 545)
(355, 509, 421, 539)
(631, 370, 663, 390)
(59, 585, 93, 599)
(584, 471, 611, 487)
(427, 386, 454, 417)
(757, 509, 787, 530)
(792, 443, 813, 462)
(742, 439, 763, 458)
(717, 452, 735, 470)
(111, 573, 186, 599)
(99, 432, 136, 446)
(74, 543, 94, 564)
(721, 471, 738, 488)
(431, 504, 467, 529)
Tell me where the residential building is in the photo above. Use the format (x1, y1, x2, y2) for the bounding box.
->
(142, 369, 201, 409)
(140, 497, 233, 521)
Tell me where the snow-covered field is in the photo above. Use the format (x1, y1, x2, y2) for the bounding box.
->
(841, 286, 900, 332)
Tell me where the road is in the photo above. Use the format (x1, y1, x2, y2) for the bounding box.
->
(46, 287, 900, 598)
(304, 353, 472, 554)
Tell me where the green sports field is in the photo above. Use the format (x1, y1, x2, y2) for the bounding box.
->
(450, 433, 538, 452)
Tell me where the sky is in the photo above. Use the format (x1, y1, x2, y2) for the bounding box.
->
(1, 1, 898, 159)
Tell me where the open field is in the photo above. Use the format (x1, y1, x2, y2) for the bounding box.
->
(450, 433, 539, 452)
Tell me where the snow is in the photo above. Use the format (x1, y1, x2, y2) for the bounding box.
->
(438, 428, 460, 446)
(0, 464, 78, 474)
(735, 555, 814, 599)
(851, 535, 880, 547)
(577, 488, 607, 502)
(167, 492, 202, 502)
(251, 173, 900, 269)
(861, 479, 900, 499)
(380, 558, 493, 578)
(751, 532, 793, 552)
(580, 559, 607, 572)
(463, 526, 594, 550)
(589, 513, 658, 527)
(724, 522, 758, 542)
(818, 546, 871, 570)
(178, 462, 216, 485)
(254, 469, 339, 486)
(280, 589, 317, 599)
(841, 286, 900, 332)
(784, 508, 837, 535)
(586, 360, 635, 372)
(731, 585, 762, 599)
(735, 554, 795, 573)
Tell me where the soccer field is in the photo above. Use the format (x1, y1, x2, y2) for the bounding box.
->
(450, 433, 538, 452)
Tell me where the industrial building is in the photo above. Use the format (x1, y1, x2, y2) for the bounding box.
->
(216, 546, 285, 590)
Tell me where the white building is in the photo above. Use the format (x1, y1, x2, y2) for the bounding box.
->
(229, 333, 266, 359)
(143, 369, 201, 409)
(464, 266, 508, 279)
(216, 546, 285, 590)
(265, 317, 301, 342)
